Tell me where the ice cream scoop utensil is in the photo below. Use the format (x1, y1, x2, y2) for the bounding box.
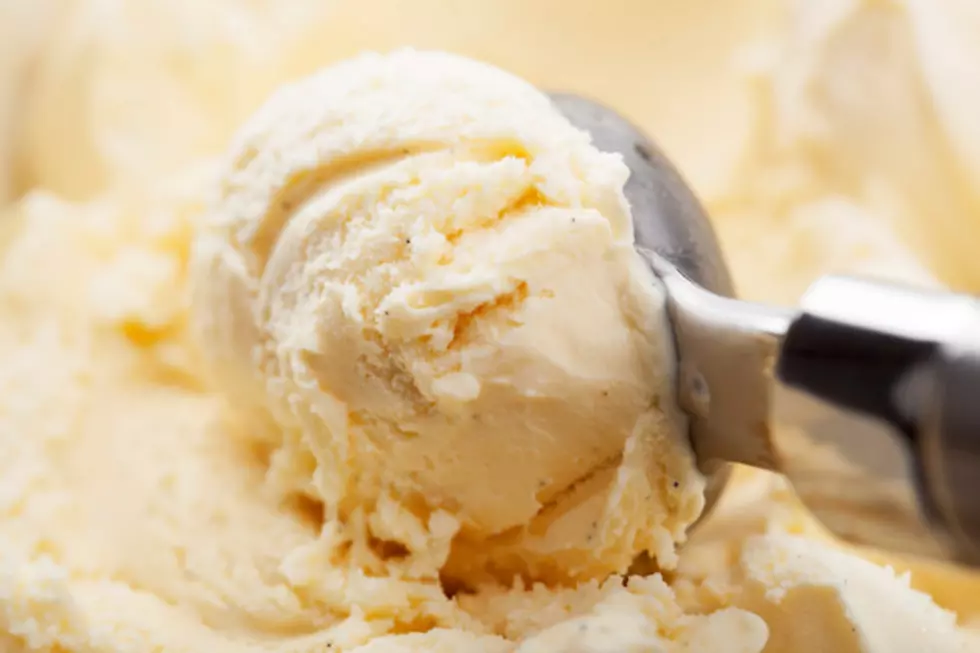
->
(550, 92, 980, 566)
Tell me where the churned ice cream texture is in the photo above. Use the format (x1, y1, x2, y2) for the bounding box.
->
(3, 1, 980, 651)
(193, 49, 704, 586)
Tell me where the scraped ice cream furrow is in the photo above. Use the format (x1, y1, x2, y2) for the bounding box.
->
(193, 49, 705, 586)
(683, 532, 977, 653)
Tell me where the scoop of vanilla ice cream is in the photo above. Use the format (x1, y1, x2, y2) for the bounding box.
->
(193, 50, 703, 583)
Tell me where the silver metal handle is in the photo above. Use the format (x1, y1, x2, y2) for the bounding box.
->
(655, 262, 980, 564)
(778, 276, 980, 563)
(920, 336, 980, 561)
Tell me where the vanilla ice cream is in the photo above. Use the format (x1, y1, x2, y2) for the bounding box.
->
(3, 1, 980, 652)
(193, 50, 704, 585)
(0, 128, 762, 653)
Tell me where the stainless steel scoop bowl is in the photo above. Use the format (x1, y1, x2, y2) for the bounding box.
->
(551, 92, 980, 566)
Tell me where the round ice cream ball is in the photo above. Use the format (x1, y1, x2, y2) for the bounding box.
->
(193, 50, 701, 576)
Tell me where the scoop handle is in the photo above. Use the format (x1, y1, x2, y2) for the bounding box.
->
(923, 339, 980, 559)
(778, 275, 980, 562)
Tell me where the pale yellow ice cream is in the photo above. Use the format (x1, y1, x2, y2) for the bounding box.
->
(3, 0, 980, 652)
(193, 49, 703, 587)
(711, 0, 980, 303)
(0, 1, 55, 204)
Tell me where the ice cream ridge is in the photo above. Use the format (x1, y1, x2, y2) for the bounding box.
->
(0, 49, 976, 653)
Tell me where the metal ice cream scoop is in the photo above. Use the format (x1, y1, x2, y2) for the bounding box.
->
(550, 92, 980, 566)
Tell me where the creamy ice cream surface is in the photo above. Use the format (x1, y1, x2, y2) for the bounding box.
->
(3, 1, 980, 652)
(193, 49, 703, 587)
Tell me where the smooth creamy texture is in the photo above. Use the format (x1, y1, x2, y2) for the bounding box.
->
(712, 0, 980, 303)
(733, 535, 968, 652)
(0, 1, 55, 204)
(2, 0, 980, 652)
(9, 0, 332, 202)
(689, 530, 974, 653)
(194, 50, 703, 585)
(678, 476, 980, 652)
